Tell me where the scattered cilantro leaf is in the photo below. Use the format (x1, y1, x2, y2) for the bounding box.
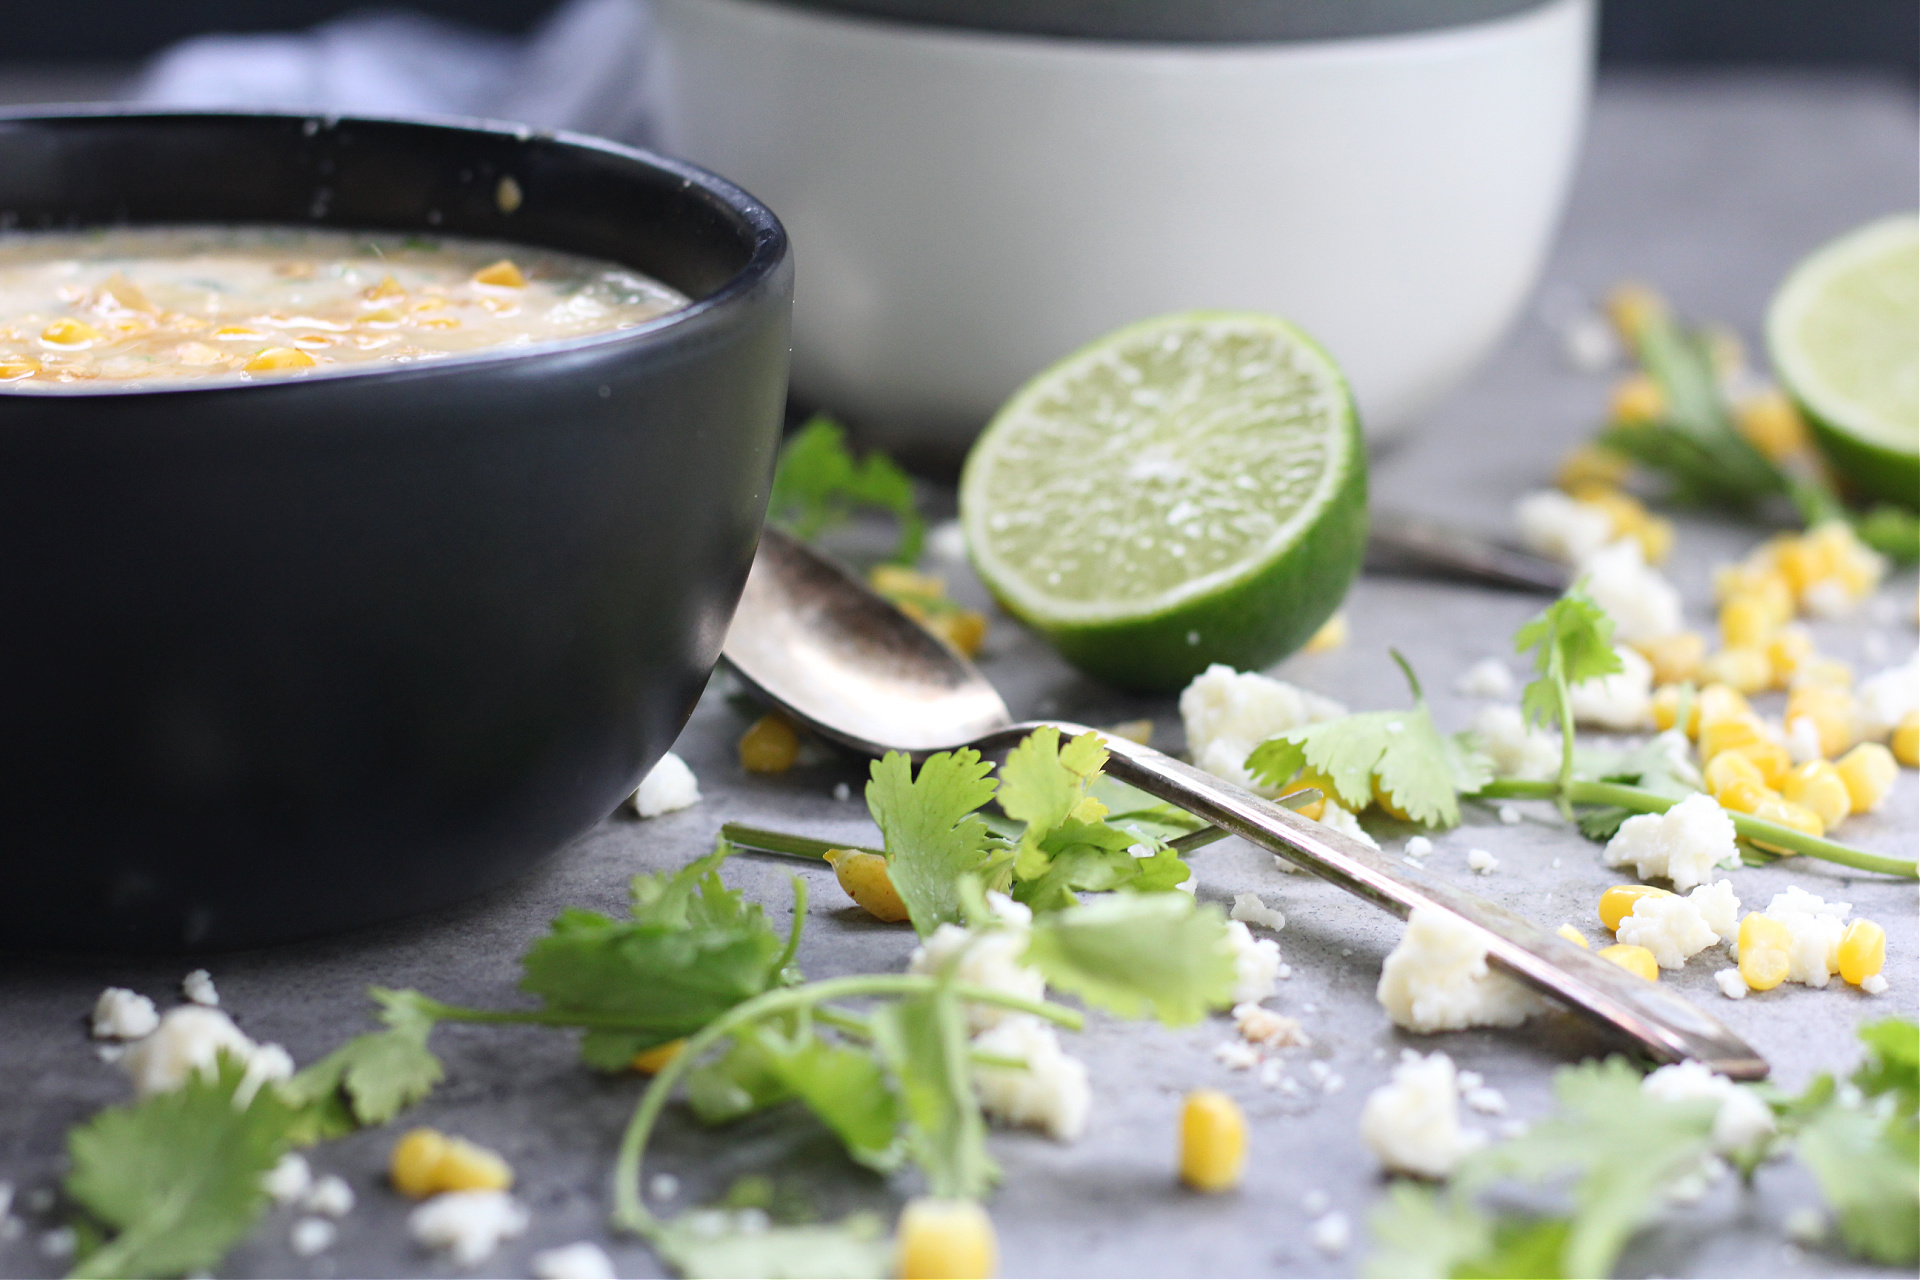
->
(651, 1212, 893, 1280)
(1246, 652, 1489, 828)
(999, 726, 1109, 868)
(65, 1053, 293, 1280)
(866, 749, 1002, 937)
(281, 987, 444, 1139)
(1783, 1018, 1920, 1265)
(1853, 1017, 1920, 1115)
(869, 987, 996, 1198)
(1022, 894, 1236, 1026)
(1362, 1182, 1494, 1279)
(688, 1024, 904, 1176)
(1514, 588, 1619, 798)
(768, 415, 924, 564)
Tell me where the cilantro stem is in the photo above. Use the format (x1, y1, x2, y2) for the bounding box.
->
(609, 975, 1082, 1238)
(814, 1005, 1026, 1069)
(771, 876, 807, 975)
(1477, 779, 1918, 878)
(721, 822, 883, 861)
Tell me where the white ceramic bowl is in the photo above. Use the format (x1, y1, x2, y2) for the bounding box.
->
(651, 0, 1594, 468)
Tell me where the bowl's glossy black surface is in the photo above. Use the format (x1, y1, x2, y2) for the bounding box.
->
(0, 111, 792, 952)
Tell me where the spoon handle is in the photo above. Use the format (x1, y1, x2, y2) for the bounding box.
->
(1030, 724, 1766, 1079)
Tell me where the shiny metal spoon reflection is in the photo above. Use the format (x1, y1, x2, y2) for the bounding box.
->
(720, 528, 1767, 1080)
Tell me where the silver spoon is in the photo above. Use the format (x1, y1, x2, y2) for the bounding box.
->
(721, 528, 1767, 1080)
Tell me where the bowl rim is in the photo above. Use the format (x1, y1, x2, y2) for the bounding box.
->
(0, 106, 790, 401)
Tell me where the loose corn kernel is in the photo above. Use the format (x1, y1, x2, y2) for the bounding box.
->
(823, 849, 910, 923)
(1286, 768, 1336, 822)
(895, 1198, 997, 1280)
(1304, 610, 1348, 653)
(1597, 943, 1660, 981)
(1101, 719, 1154, 746)
(1178, 1090, 1247, 1192)
(1371, 776, 1412, 823)
(1712, 563, 1794, 622)
(1599, 884, 1673, 932)
(1805, 522, 1884, 598)
(1782, 761, 1852, 830)
(1555, 443, 1631, 493)
(1893, 711, 1919, 768)
(1734, 388, 1811, 461)
(40, 317, 100, 346)
(245, 346, 317, 372)
(1636, 633, 1706, 687)
(1713, 778, 1774, 816)
(924, 609, 988, 658)
(739, 713, 800, 773)
(1699, 647, 1772, 696)
(1570, 486, 1671, 564)
(1787, 684, 1858, 757)
(1604, 282, 1665, 344)
(1699, 713, 1766, 761)
(1764, 626, 1814, 689)
(1724, 738, 1792, 790)
(1752, 794, 1823, 842)
(0, 358, 39, 380)
(1557, 923, 1591, 949)
(389, 1128, 513, 1199)
(871, 564, 947, 599)
(1703, 751, 1765, 798)
(472, 258, 527, 288)
(1774, 535, 1823, 595)
(1719, 595, 1778, 649)
(1651, 684, 1697, 736)
(1837, 920, 1886, 986)
(1791, 656, 1855, 691)
(1834, 742, 1897, 814)
(365, 274, 406, 300)
(1696, 684, 1751, 730)
(1608, 373, 1666, 424)
(630, 1039, 686, 1075)
(1737, 914, 1792, 991)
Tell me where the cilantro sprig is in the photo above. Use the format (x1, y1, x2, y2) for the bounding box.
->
(768, 415, 925, 564)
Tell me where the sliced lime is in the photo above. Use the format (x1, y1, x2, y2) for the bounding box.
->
(960, 311, 1367, 693)
(1767, 214, 1919, 509)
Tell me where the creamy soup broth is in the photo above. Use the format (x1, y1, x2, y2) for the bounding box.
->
(0, 226, 689, 389)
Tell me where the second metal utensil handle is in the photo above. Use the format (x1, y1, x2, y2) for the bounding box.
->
(1039, 725, 1766, 1080)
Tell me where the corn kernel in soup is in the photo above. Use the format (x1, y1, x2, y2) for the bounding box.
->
(0, 226, 689, 389)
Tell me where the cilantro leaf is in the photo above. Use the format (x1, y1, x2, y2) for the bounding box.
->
(1515, 589, 1619, 735)
(66, 1052, 293, 1280)
(869, 987, 995, 1198)
(281, 987, 444, 1139)
(999, 726, 1109, 868)
(1796, 1104, 1919, 1265)
(1853, 1017, 1920, 1116)
(1363, 1182, 1493, 1279)
(1021, 894, 1237, 1026)
(519, 843, 797, 1068)
(866, 749, 1002, 937)
(651, 1212, 893, 1280)
(768, 415, 924, 564)
(688, 1025, 904, 1175)
(1246, 653, 1488, 828)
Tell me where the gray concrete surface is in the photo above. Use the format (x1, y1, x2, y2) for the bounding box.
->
(2, 71, 1916, 1279)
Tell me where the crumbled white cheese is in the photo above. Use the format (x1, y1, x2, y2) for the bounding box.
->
(1615, 885, 1734, 969)
(1568, 644, 1655, 730)
(1309, 1212, 1351, 1256)
(1455, 658, 1516, 700)
(1466, 849, 1498, 875)
(927, 518, 969, 565)
(408, 1190, 530, 1267)
(1785, 716, 1824, 764)
(1233, 1003, 1307, 1050)
(1714, 967, 1749, 1000)
(972, 1016, 1091, 1140)
(1581, 539, 1683, 643)
(1213, 1040, 1262, 1070)
(304, 1175, 355, 1219)
(1516, 490, 1614, 565)
(1642, 1060, 1776, 1156)
(289, 1217, 337, 1258)
(90, 988, 159, 1041)
(533, 1241, 619, 1280)
(1471, 705, 1561, 782)
(1759, 887, 1851, 987)
(1405, 836, 1433, 859)
(1464, 1086, 1508, 1116)
(1602, 793, 1739, 893)
(1229, 892, 1285, 931)
(40, 1227, 76, 1260)
(631, 751, 701, 817)
(1856, 650, 1919, 740)
(120, 1006, 294, 1103)
(908, 893, 1044, 1030)
(1686, 880, 1740, 939)
(1180, 664, 1346, 794)
(1359, 1050, 1486, 1177)
(1377, 907, 1549, 1033)
(181, 968, 219, 1007)
(1317, 801, 1380, 851)
(1562, 310, 1621, 372)
(1862, 973, 1889, 996)
(1226, 920, 1284, 1004)
(261, 1153, 312, 1205)
(832, 781, 852, 802)
(1497, 804, 1521, 826)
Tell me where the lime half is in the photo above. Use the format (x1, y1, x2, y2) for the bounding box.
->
(1767, 214, 1919, 510)
(960, 311, 1367, 693)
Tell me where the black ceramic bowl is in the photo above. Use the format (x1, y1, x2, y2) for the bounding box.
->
(0, 111, 792, 952)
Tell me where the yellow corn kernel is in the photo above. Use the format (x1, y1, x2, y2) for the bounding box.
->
(1370, 775, 1414, 823)
(1773, 535, 1823, 594)
(1699, 647, 1772, 696)
(1837, 920, 1886, 986)
(1734, 388, 1811, 461)
(1651, 684, 1698, 736)
(1834, 742, 1897, 814)
(1608, 373, 1666, 424)
(1696, 684, 1750, 731)
(1599, 884, 1673, 932)
(472, 258, 527, 288)
(244, 347, 317, 372)
(40, 317, 101, 346)
(389, 1129, 514, 1198)
(1557, 923, 1591, 949)
(1737, 913, 1792, 991)
(1571, 487, 1671, 564)
(1699, 713, 1766, 761)
(1304, 610, 1348, 653)
(895, 1198, 997, 1280)
(414, 315, 461, 330)
(1597, 943, 1659, 982)
(365, 274, 406, 300)
(1752, 794, 1823, 840)
(630, 1039, 686, 1075)
(1782, 761, 1852, 830)
(1636, 633, 1706, 687)
(0, 358, 39, 380)
(1178, 1090, 1247, 1192)
(1635, 512, 1674, 565)
(1555, 443, 1631, 493)
(823, 848, 910, 923)
(390, 1128, 450, 1198)
(1713, 778, 1774, 816)
(739, 713, 800, 773)
(1892, 711, 1919, 768)
(1806, 522, 1884, 598)
(1605, 282, 1666, 345)
(1764, 626, 1813, 689)
(1703, 750, 1765, 798)
(1101, 719, 1154, 746)
(1787, 684, 1857, 757)
(1285, 768, 1336, 822)
(1719, 595, 1778, 649)
(871, 564, 947, 599)
(1725, 738, 1791, 790)
(924, 609, 988, 658)
(1791, 656, 1855, 690)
